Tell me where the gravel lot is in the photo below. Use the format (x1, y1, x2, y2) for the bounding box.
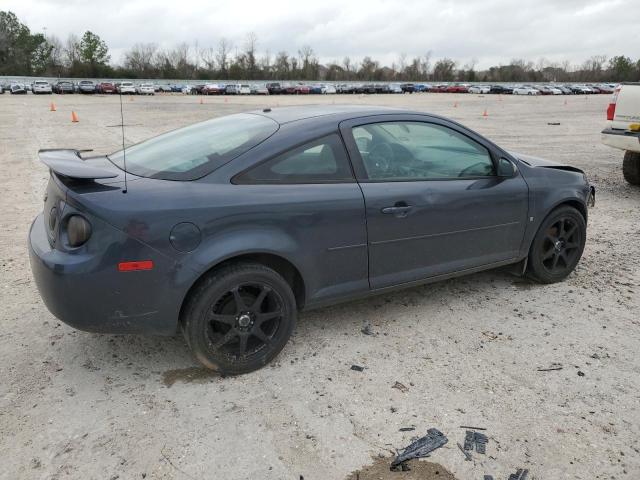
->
(1, 92, 638, 480)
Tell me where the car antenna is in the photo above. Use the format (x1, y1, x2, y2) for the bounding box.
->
(119, 87, 128, 194)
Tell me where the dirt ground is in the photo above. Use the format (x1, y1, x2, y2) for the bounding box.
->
(1, 91, 638, 480)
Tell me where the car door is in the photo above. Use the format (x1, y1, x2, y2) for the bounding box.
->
(340, 115, 529, 290)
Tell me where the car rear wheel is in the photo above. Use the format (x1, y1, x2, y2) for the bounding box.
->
(182, 263, 297, 375)
(622, 151, 640, 185)
(527, 206, 586, 284)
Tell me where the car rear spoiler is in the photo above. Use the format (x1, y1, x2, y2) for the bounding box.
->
(38, 149, 118, 179)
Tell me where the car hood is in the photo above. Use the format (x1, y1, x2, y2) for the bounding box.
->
(511, 152, 585, 174)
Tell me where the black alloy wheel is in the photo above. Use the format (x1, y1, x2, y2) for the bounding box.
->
(207, 283, 284, 359)
(182, 263, 296, 375)
(527, 206, 586, 284)
(540, 217, 582, 274)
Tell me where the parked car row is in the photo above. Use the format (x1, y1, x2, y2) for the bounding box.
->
(177, 81, 621, 96)
(0, 80, 160, 95)
(1, 80, 620, 96)
(435, 83, 618, 95)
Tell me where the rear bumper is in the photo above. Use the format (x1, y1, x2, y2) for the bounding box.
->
(601, 128, 640, 153)
(28, 213, 181, 335)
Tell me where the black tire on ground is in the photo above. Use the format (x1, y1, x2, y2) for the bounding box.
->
(181, 262, 297, 375)
(623, 151, 640, 185)
(527, 205, 586, 284)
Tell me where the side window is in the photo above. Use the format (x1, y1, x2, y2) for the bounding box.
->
(235, 134, 354, 184)
(352, 122, 495, 180)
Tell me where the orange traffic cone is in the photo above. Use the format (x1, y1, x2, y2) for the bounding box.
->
(199, 97, 203, 104)
(482, 108, 488, 118)
(129, 96, 134, 102)
(224, 98, 228, 103)
(71, 111, 79, 123)
(50, 102, 56, 112)
(564, 99, 568, 106)
(453, 101, 458, 108)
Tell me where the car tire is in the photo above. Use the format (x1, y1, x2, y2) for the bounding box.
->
(622, 151, 640, 185)
(527, 205, 586, 284)
(182, 262, 297, 375)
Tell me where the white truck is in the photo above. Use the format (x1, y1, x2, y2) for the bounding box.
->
(601, 83, 640, 185)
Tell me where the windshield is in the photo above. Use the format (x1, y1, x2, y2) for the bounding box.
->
(108, 113, 279, 181)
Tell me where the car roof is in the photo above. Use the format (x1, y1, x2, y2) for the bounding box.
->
(248, 105, 417, 125)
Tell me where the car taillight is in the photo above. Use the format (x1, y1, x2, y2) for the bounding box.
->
(66, 215, 92, 247)
(607, 86, 621, 121)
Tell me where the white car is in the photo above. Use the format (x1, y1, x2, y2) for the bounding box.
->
(513, 86, 539, 95)
(322, 84, 337, 94)
(468, 85, 490, 94)
(32, 80, 52, 94)
(238, 84, 251, 95)
(136, 83, 155, 95)
(250, 84, 269, 95)
(538, 85, 563, 95)
(601, 84, 640, 185)
(389, 83, 403, 93)
(595, 84, 616, 94)
(117, 81, 136, 95)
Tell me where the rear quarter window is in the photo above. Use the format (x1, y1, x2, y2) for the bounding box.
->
(234, 134, 354, 184)
(108, 114, 279, 181)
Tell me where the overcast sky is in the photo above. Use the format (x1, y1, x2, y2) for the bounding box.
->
(4, 0, 640, 69)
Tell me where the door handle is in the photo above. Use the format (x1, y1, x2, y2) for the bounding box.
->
(381, 204, 413, 217)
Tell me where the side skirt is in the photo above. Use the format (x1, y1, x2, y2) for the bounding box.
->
(302, 257, 526, 311)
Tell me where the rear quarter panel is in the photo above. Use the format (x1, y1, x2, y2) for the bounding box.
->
(69, 173, 368, 311)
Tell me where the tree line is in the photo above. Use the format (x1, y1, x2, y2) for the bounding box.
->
(2, 10, 639, 83)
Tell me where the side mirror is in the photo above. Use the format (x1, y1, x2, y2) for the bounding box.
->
(497, 158, 516, 177)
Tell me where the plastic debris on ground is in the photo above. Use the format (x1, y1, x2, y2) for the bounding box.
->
(391, 428, 448, 470)
(464, 430, 489, 454)
(508, 469, 529, 480)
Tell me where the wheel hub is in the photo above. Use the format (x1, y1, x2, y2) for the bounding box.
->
(237, 312, 253, 329)
(554, 239, 565, 252)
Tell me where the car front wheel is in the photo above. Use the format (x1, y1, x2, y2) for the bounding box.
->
(527, 205, 586, 284)
(182, 263, 297, 375)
